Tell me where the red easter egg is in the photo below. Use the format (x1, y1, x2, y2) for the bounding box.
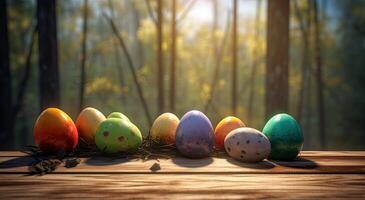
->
(34, 108, 78, 153)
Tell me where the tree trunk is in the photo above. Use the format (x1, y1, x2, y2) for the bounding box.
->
(0, 0, 12, 147)
(232, 0, 238, 115)
(79, 0, 88, 112)
(313, 0, 326, 149)
(266, 0, 290, 119)
(247, 0, 262, 123)
(157, 0, 164, 115)
(169, 0, 176, 112)
(294, 0, 310, 125)
(37, 0, 60, 110)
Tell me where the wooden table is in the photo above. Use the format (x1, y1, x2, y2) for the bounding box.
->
(0, 151, 365, 199)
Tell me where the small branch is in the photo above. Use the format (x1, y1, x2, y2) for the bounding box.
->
(293, 0, 308, 38)
(204, 10, 232, 112)
(103, 13, 153, 126)
(108, 0, 127, 104)
(247, 0, 262, 123)
(12, 24, 37, 121)
(145, 0, 157, 25)
(156, 0, 164, 114)
(176, 0, 197, 24)
(108, 0, 115, 19)
(79, 0, 88, 112)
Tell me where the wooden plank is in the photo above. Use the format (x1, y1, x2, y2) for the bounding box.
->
(1, 154, 365, 174)
(0, 151, 31, 157)
(299, 151, 365, 157)
(1, 151, 365, 157)
(0, 174, 364, 199)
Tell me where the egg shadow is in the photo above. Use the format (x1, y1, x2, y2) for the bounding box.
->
(0, 156, 38, 169)
(84, 155, 135, 166)
(225, 157, 276, 169)
(172, 155, 214, 168)
(269, 157, 318, 169)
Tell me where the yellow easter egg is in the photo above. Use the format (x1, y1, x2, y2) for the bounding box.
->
(150, 113, 179, 145)
(76, 107, 106, 144)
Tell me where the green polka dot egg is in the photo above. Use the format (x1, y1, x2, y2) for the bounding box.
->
(107, 112, 130, 122)
(95, 118, 142, 154)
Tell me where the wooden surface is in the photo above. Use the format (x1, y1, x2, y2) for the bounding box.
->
(0, 151, 365, 199)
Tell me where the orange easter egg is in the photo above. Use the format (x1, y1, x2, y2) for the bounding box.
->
(214, 116, 245, 149)
(34, 108, 78, 153)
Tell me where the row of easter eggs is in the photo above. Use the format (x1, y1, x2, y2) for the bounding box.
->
(152, 111, 303, 162)
(33, 107, 304, 162)
(34, 107, 142, 154)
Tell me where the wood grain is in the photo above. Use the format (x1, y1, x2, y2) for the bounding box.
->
(0, 174, 364, 199)
(1, 151, 365, 174)
(0, 151, 364, 199)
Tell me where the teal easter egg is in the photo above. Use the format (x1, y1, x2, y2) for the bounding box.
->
(107, 112, 130, 122)
(95, 118, 142, 154)
(262, 113, 303, 161)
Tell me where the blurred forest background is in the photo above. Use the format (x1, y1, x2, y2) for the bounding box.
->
(0, 0, 364, 150)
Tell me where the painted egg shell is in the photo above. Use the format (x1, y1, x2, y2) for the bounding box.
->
(76, 107, 106, 144)
(95, 118, 142, 154)
(224, 127, 270, 163)
(107, 112, 130, 122)
(214, 116, 245, 150)
(34, 108, 78, 153)
(262, 113, 303, 161)
(150, 113, 179, 145)
(175, 110, 214, 158)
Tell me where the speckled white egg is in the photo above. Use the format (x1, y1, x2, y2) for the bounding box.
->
(224, 127, 271, 163)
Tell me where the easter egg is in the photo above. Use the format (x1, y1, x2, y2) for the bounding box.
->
(224, 127, 271, 163)
(214, 116, 245, 149)
(175, 110, 214, 158)
(95, 118, 142, 154)
(34, 108, 78, 153)
(262, 113, 303, 161)
(150, 113, 179, 145)
(107, 112, 130, 122)
(76, 107, 106, 144)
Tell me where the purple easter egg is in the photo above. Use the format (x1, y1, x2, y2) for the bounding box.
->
(175, 110, 214, 158)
